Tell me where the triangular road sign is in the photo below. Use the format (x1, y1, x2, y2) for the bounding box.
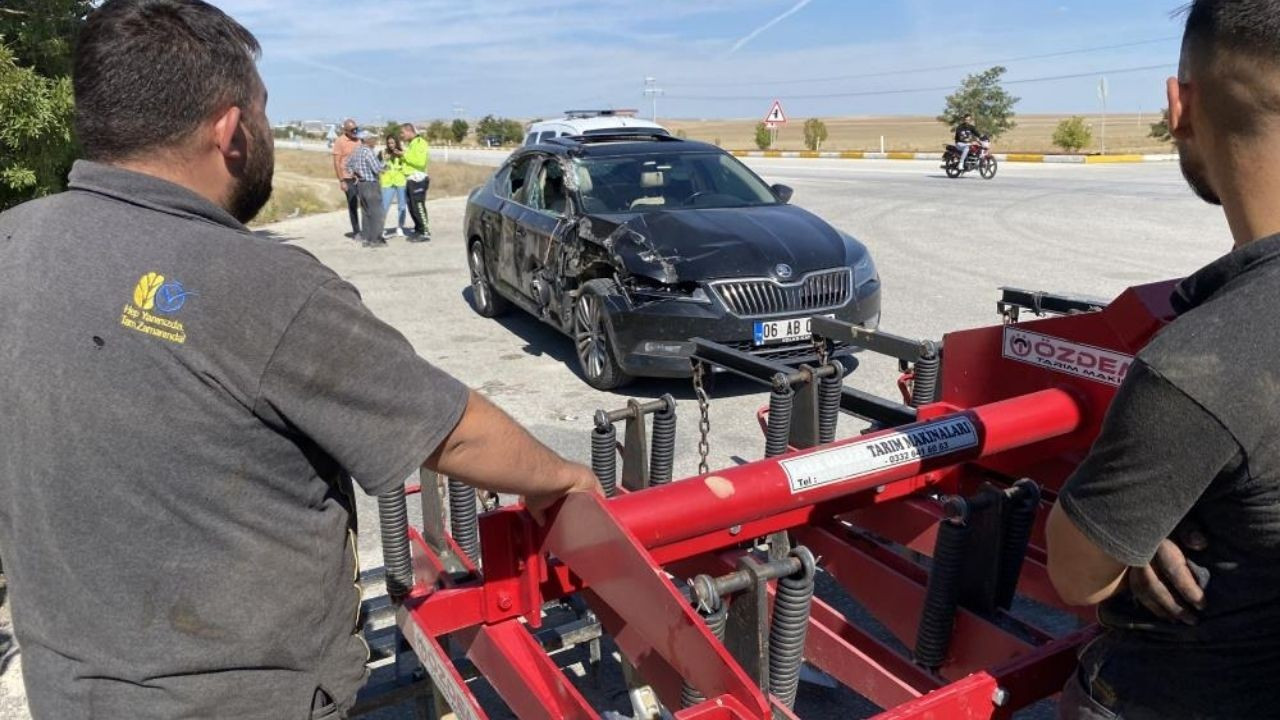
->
(764, 100, 787, 125)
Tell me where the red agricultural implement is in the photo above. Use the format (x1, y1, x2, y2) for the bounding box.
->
(365, 281, 1175, 719)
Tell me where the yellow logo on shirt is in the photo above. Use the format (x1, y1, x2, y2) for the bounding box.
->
(120, 271, 191, 344)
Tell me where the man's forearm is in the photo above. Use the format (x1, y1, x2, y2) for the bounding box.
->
(428, 390, 580, 498)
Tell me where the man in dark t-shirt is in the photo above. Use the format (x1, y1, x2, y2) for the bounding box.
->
(0, 3, 598, 719)
(1047, 2, 1280, 717)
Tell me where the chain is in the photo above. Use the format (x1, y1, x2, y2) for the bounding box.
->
(813, 332, 830, 368)
(692, 361, 711, 475)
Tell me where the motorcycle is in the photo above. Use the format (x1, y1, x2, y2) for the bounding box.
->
(942, 135, 997, 179)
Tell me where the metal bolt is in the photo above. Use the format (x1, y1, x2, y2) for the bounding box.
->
(497, 593, 513, 611)
(875, 485, 886, 494)
(991, 687, 1010, 707)
(728, 525, 742, 536)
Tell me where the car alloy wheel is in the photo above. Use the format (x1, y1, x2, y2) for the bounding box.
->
(573, 279, 632, 390)
(468, 240, 508, 317)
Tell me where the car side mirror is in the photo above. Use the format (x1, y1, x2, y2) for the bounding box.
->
(771, 184, 794, 204)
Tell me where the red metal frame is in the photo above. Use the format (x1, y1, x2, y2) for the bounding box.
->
(392, 281, 1177, 719)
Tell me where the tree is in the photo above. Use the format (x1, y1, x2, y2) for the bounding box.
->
(0, 44, 75, 210)
(1149, 108, 1172, 143)
(0, 0, 88, 212)
(425, 120, 448, 142)
(803, 118, 829, 151)
(1052, 116, 1092, 153)
(754, 122, 772, 150)
(0, 1, 94, 77)
(500, 119, 524, 145)
(938, 66, 1020, 141)
(379, 120, 401, 140)
(450, 118, 469, 144)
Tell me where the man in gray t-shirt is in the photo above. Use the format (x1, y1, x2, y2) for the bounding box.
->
(0, 2, 597, 719)
(1047, 2, 1280, 717)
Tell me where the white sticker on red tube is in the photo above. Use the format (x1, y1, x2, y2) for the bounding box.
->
(1002, 327, 1133, 387)
(782, 417, 979, 494)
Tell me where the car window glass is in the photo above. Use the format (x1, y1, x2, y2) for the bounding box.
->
(523, 133, 536, 146)
(506, 156, 535, 203)
(576, 152, 777, 214)
(528, 158, 569, 217)
(538, 131, 556, 143)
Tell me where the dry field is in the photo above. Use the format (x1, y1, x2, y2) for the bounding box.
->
(663, 113, 1173, 155)
(253, 149, 495, 225)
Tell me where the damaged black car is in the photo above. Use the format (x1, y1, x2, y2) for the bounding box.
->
(463, 134, 881, 390)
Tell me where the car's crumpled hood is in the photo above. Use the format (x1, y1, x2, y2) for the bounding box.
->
(582, 205, 863, 285)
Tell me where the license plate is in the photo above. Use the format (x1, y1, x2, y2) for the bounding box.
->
(753, 315, 830, 346)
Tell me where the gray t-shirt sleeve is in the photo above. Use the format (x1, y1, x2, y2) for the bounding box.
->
(1058, 360, 1241, 566)
(254, 278, 469, 495)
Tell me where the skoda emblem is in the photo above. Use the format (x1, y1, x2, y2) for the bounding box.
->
(774, 263, 794, 280)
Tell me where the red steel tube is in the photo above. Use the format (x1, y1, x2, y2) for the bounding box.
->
(610, 388, 1082, 550)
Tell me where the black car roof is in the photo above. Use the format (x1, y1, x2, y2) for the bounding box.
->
(527, 134, 723, 158)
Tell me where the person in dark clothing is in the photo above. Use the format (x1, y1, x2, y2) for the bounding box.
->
(954, 113, 981, 168)
(1047, 1, 1280, 718)
(0, 3, 600, 719)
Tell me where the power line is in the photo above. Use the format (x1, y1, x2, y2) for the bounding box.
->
(664, 63, 1174, 102)
(663, 36, 1181, 88)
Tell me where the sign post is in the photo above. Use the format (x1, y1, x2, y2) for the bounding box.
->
(763, 100, 787, 149)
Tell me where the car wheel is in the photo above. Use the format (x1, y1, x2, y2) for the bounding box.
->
(574, 279, 633, 391)
(468, 239, 509, 318)
(979, 156, 998, 179)
(944, 161, 962, 179)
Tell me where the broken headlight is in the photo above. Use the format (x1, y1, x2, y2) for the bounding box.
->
(626, 277, 712, 304)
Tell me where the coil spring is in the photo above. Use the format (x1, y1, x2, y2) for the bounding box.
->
(591, 424, 618, 498)
(915, 509, 970, 670)
(766, 376, 795, 458)
(818, 360, 843, 444)
(377, 486, 413, 603)
(769, 547, 816, 709)
(995, 480, 1041, 609)
(679, 601, 730, 708)
(649, 397, 677, 487)
(448, 477, 480, 566)
(911, 348, 941, 407)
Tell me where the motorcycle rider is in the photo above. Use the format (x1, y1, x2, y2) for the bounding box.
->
(953, 113, 981, 170)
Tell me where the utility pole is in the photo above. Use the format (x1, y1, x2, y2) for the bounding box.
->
(1098, 76, 1109, 155)
(643, 77, 663, 122)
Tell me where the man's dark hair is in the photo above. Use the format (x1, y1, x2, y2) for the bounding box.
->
(1183, 0, 1280, 64)
(74, 0, 262, 162)
(1180, 0, 1280, 136)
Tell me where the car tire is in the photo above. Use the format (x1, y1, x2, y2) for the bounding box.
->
(979, 156, 998, 179)
(468, 239, 509, 318)
(573, 279, 633, 391)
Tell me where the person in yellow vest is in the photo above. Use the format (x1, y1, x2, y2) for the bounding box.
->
(380, 135, 409, 238)
(399, 122, 430, 242)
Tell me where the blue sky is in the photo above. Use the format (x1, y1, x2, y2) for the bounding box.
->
(216, 0, 1190, 124)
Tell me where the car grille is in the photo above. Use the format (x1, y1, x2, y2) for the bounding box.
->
(724, 339, 850, 363)
(710, 268, 853, 318)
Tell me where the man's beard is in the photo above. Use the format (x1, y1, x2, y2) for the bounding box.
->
(1177, 139, 1221, 206)
(228, 124, 275, 223)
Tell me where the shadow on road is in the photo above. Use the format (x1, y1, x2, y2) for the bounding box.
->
(459, 287, 766, 402)
(0, 574, 15, 676)
(251, 228, 300, 243)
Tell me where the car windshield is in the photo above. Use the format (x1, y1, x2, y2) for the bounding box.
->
(572, 152, 778, 214)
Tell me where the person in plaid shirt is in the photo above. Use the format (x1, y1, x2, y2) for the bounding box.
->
(344, 131, 387, 248)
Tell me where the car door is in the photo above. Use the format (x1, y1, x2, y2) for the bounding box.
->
(517, 155, 572, 296)
(497, 153, 537, 294)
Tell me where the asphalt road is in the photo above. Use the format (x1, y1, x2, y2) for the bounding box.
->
(0, 157, 1230, 719)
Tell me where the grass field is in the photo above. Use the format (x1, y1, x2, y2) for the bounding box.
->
(663, 113, 1173, 155)
(252, 149, 495, 225)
